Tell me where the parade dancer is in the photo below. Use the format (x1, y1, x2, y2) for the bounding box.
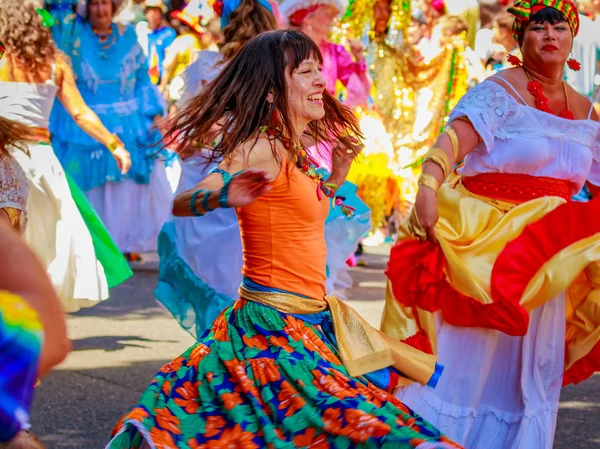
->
(382, 2, 600, 448)
(0, 2, 133, 313)
(48, 0, 173, 261)
(280, 0, 372, 294)
(155, 0, 277, 340)
(108, 29, 456, 449)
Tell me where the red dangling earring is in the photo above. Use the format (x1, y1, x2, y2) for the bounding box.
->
(507, 54, 522, 67)
(567, 57, 581, 71)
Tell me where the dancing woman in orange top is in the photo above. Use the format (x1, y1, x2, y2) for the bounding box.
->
(108, 30, 458, 449)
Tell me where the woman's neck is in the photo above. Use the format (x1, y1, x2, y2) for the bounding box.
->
(522, 62, 564, 93)
(91, 23, 112, 34)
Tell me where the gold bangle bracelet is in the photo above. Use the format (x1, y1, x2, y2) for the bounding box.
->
(424, 147, 451, 179)
(418, 173, 440, 193)
(107, 134, 124, 154)
(443, 125, 459, 161)
(424, 155, 449, 180)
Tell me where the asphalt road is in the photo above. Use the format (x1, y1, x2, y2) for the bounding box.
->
(31, 251, 600, 448)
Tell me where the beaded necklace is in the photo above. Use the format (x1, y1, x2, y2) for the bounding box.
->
(523, 69, 574, 120)
(259, 124, 356, 218)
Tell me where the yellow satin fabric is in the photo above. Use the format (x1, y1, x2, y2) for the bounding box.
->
(381, 182, 600, 373)
(238, 285, 438, 386)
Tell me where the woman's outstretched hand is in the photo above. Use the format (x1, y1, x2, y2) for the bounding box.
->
(112, 147, 132, 175)
(226, 169, 274, 208)
(414, 187, 439, 244)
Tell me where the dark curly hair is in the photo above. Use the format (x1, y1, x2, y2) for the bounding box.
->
(0, 1, 56, 75)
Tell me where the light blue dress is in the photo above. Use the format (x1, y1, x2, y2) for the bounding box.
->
(48, 4, 174, 252)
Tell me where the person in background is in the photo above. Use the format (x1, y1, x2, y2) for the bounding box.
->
(137, 0, 176, 84)
(0, 118, 70, 448)
(492, 11, 521, 69)
(48, 0, 174, 263)
(159, 2, 205, 103)
(280, 0, 371, 109)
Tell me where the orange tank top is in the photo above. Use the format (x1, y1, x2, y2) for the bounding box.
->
(237, 157, 330, 299)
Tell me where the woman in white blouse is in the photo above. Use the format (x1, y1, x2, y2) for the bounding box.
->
(382, 1, 600, 448)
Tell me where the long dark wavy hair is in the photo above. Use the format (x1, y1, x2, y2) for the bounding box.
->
(167, 30, 362, 164)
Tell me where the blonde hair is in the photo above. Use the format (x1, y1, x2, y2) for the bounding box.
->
(0, 1, 56, 75)
(219, 0, 277, 62)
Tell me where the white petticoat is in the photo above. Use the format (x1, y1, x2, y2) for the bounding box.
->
(85, 159, 173, 253)
(11, 143, 109, 313)
(396, 293, 566, 449)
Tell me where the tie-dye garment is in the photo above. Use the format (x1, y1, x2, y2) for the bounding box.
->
(0, 291, 42, 442)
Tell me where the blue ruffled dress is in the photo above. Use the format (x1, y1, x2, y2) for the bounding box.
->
(49, 8, 174, 252)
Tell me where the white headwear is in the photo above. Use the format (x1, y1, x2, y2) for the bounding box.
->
(279, 0, 348, 22)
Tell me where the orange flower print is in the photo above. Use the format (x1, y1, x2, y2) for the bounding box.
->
(112, 406, 149, 435)
(311, 370, 355, 400)
(242, 333, 269, 351)
(223, 359, 262, 403)
(342, 409, 391, 443)
(274, 428, 285, 440)
(350, 382, 385, 408)
(187, 343, 211, 369)
(174, 381, 200, 413)
(322, 408, 343, 434)
(161, 380, 172, 396)
(188, 437, 207, 449)
(212, 315, 229, 342)
(293, 428, 330, 449)
(248, 358, 281, 385)
(277, 380, 306, 417)
(206, 424, 259, 449)
(221, 391, 243, 410)
(268, 335, 294, 353)
(206, 372, 215, 383)
(149, 427, 177, 449)
(204, 415, 227, 437)
(160, 356, 186, 374)
(126, 406, 149, 422)
(283, 316, 341, 364)
(154, 407, 182, 435)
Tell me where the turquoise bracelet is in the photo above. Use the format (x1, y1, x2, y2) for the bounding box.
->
(190, 189, 207, 216)
(201, 190, 215, 212)
(209, 168, 234, 208)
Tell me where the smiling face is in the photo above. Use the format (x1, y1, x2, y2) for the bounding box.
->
(301, 5, 338, 46)
(145, 7, 163, 30)
(373, 0, 391, 36)
(285, 57, 327, 129)
(88, 0, 114, 30)
(521, 14, 573, 69)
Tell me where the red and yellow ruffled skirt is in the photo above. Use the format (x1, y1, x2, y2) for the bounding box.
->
(382, 173, 600, 385)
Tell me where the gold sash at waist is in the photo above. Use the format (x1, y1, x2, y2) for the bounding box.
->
(238, 285, 439, 386)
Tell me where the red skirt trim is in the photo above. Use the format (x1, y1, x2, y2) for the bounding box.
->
(462, 173, 572, 203)
(386, 199, 600, 385)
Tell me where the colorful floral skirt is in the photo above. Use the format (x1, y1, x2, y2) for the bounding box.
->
(108, 300, 460, 449)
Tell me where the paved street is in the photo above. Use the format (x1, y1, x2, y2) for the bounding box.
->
(32, 249, 600, 448)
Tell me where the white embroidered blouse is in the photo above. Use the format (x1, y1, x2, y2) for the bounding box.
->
(450, 79, 600, 193)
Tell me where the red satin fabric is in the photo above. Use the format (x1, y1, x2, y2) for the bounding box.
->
(386, 198, 600, 385)
(462, 173, 572, 203)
